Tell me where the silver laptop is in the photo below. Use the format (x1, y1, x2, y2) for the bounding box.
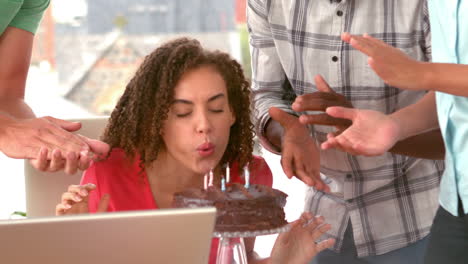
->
(0, 207, 216, 264)
(25, 116, 109, 217)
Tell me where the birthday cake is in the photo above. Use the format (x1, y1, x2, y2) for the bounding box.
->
(172, 183, 288, 232)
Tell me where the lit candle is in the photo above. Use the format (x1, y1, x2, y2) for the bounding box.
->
(204, 173, 208, 190)
(208, 169, 214, 187)
(244, 165, 250, 188)
(226, 163, 230, 183)
(221, 178, 226, 192)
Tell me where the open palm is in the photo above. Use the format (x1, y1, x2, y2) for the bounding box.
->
(321, 107, 401, 156)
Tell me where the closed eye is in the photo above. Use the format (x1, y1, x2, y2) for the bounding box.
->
(176, 112, 191, 117)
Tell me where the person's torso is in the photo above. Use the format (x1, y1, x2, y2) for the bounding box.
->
(266, 0, 441, 196)
(430, 0, 468, 216)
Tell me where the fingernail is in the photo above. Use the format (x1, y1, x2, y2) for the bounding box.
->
(74, 195, 82, 202)
(87, 183, 96, 188)
(80, 189, 88, 196)
(65, 204, 72, 209)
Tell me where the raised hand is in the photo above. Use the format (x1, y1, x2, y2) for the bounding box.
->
(269, 107, 329, 192)
(293, 75, 352, 133)
(55, 183, 110, 215)
(341, 32, 426, 91)
(321, 106, 401, 156)
(271, 212, 335, 264)
(0, 116, 110, 174)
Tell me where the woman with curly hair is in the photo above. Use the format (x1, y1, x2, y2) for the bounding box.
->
(55, 38, 334, 263)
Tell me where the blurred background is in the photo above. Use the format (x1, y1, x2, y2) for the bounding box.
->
(1, 0, 305, 257)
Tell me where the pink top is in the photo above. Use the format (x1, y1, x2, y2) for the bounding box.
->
(81, 148, 273, 264)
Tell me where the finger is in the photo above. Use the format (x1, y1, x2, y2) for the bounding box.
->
(78, 152, 91, 171)
(79, 135, 110, 160)
(348, 35, 380, 57)
(97, 194, 111, 212)
(281, 153, 295, 179)
(363, 33, 390, 48)
(314, 75, 334, 93)
(269, 107, 298, 129)
(67, 183, 96, 196)
(335, 136, 361, 156)
(55, 203, 72, 215)
(303, 215, 323, 232)
(278, 218, 302, 244)
(321, 135, 339, 150)
(44, 116, 82, 132)
(341, 32, 352, 43)
(299, 113, 352, 127)
(48, 149, 65, 172)
(30, 147, 49, 171)
(295, 164, 314, 186)
(316, 238, 336, 253)
(64, 151, 79, 175)
(326, 106, 357, 121)
(311, 223, 332, 241)
(323, 135, 352, 154)
(61, 192, 83, 204)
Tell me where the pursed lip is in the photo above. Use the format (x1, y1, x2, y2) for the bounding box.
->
(196, 142, 215, 157)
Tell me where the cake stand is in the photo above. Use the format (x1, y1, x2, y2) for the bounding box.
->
(213, 224, 290, 264)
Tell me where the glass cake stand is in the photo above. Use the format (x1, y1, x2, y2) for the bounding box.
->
(213, 224, 291, 264)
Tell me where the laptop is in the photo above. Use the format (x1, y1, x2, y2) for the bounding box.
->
(24, 116, 109, 218)
(0, 207, 216, 264)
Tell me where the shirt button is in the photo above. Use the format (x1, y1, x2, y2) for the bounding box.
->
(346, 174, 352, 179)
(337, 10, 343, 16)
(332, 56, 339, 62)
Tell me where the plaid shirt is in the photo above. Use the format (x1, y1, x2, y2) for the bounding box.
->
(248, 0, 444, 257)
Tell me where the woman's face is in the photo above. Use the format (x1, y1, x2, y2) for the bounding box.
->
(161, 65, 235, 175)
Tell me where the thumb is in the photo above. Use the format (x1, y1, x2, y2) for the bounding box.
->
(97, 194, 110, 213)
(84, 137, 110, 158)
(269, 107, 297, 129)
(45, 117, 82, 132)
(326, 106, 357, 121)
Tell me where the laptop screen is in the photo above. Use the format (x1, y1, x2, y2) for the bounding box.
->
(0, 207, 216, 264)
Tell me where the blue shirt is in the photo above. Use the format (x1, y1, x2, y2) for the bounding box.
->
(429, 0, 468, 216)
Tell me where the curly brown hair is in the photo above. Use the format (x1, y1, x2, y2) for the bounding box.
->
(102, 37, 254, 170)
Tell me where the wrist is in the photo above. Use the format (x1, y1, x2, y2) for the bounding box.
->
(419, 62, 435, 91)
(265, 119, 284, 152)
(388, 112, 406, 141)
(0, 114, 15, 150)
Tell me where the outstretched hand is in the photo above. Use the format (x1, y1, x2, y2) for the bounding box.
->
(271, 212, 335, 264)
(341, 32, 426, 91)
(321, 106, 401, 156)
(0, 116, 110, 174)
(269, 107, 329, 192)
(56, 183, 110, 215)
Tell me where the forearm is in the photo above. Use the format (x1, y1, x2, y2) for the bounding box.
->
(423, 63, 468, 96)
(389, 129, 445, 160)
(390, 91, 439, 140)
(0, 27, 35, 119)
